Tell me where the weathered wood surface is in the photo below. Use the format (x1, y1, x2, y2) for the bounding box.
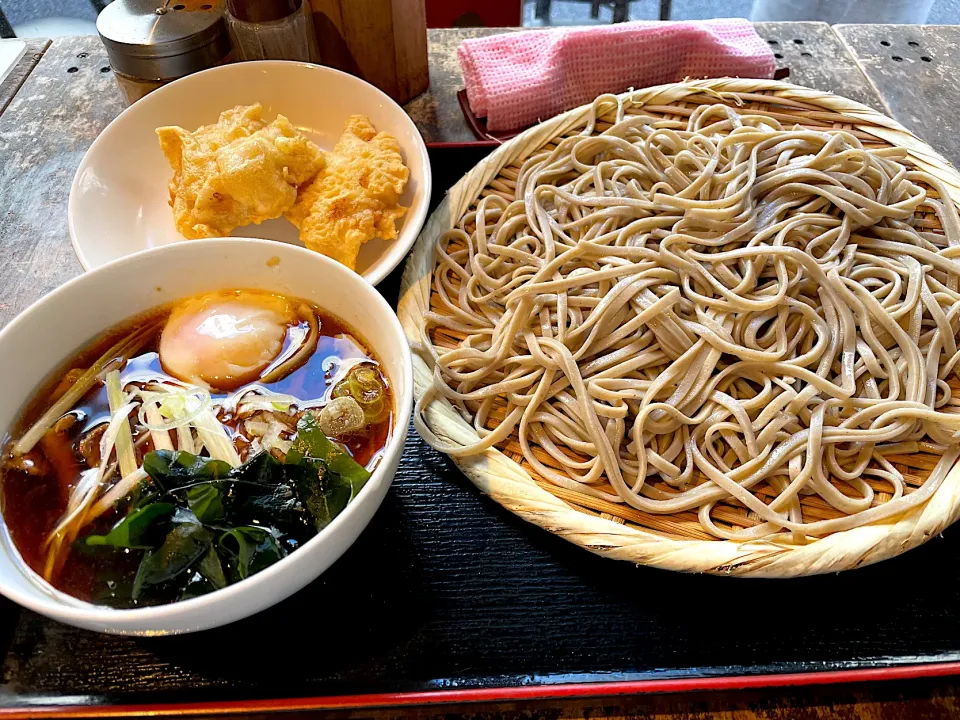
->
(759, 22, 884, 110)
(0, 39, 48, 116)
(0, 37, 123, 330)
(835, 24, 960, 169)
(406, 22, 884, 144)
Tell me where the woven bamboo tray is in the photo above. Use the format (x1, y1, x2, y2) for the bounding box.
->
(398, 78, 960, 577)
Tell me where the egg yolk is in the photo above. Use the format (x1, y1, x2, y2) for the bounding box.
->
(159, 291, 294, 391)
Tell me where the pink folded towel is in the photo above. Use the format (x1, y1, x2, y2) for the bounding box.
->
(458, 19, 777, 132)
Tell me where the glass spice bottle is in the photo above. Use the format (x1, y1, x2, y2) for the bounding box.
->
(225, 0, 320, 63)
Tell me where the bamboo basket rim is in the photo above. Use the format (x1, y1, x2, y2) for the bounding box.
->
(397, 77, 960, 577)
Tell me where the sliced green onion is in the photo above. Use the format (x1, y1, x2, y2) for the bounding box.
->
(238, 391, 301, 415)
(193, 409, 241, 467)
(136, 385, 211, 432)
(86, 467, 150, 527)
(177, 425, 196, 455)
(352, 366, 383, 398)
(359, 397, 385, 422)
(13, 321, 159, 455)
(106, 370, 138, 480)
(143, 403, 174, 451)
(332, 363, 387, 422)
(45, 400, 137, 546)
(158, 396, 181, 419)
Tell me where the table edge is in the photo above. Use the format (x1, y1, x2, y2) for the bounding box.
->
(2, 660, 960, 718)
(0, 38, 50, 117)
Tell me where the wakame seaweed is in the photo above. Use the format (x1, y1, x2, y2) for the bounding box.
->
(77, 412, 372, 606)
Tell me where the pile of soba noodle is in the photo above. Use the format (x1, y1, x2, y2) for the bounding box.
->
(415, 94, 960, 541)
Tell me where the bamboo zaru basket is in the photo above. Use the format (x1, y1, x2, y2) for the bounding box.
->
(398, 78, 960, 577)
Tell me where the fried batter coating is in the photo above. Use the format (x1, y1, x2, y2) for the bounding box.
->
(158, 104, 324, 239)
(286, 115, 409, 270)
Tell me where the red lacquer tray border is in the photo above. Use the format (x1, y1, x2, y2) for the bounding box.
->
(4, 661, 960, 718)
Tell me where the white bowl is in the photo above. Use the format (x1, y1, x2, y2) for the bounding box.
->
(0, 239, 413, 635)
(68, 61, 432, 286)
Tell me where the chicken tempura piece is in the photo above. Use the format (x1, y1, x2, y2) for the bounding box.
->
(158, 104, 325, 239)
(286, 115, 409, 270)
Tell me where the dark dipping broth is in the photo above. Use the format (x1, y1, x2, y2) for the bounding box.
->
(1, 290, 392, 608)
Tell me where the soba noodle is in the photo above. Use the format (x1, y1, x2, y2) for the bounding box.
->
(415, 94, 960, 541)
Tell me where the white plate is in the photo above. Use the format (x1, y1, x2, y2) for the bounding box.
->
(68, 61, 432, 285)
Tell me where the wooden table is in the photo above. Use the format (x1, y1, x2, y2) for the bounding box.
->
(835, 24, 960, 169)
(1, 23, 960, 720)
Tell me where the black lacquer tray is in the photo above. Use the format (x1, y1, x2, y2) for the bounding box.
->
(2, 147, 960, 718)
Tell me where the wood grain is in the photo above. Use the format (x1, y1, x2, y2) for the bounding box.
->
(759, 22, 884, 110)
(835, 24, 960, 169)
(309, 0, 429, 104)
(390, 0, 430, 104)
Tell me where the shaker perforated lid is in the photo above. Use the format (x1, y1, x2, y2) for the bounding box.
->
(98, 0, 231, 80)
